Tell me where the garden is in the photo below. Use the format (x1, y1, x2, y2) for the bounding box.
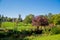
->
(0, 13, 60, 40)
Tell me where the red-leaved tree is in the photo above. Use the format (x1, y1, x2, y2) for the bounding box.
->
(32, 16, 49, 30)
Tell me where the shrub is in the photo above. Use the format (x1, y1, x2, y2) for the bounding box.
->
(50, 26, 60, 34)
(32, 16, 49, 26)
(42, 26, 51, 35)
(21, 30, 32, 35)
(32, 16, 49, 32)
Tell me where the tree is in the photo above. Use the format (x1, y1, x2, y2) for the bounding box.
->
(0, 14, 2, 27)
(53, 14, 60, 25)
(23, 14, 34, 24)
(48, 13, 52, 18)
(1, 15, 4, 22)
(46, 13, 60, 25)
(18, 14, 22, 22)
(48, 13, 53, 23)
(7, 17, 12, 22)
(32, 16, 49, 30)
(5, 16, 8, 22)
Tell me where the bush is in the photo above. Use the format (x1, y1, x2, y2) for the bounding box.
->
(50, 26, 60, 34)
(32, 16, 49, 32)
(32, 16, 49, 27)
(42, 26, 51, 35)
(21, 30, 32, 36)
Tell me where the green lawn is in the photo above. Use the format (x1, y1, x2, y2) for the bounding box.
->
(1, 22, 60, 40)
(1, 22, 36, 31)
(25, 34, 60, 40)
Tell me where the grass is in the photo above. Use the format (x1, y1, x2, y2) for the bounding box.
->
(1, 22, 60, 40)
(25, 34, 60, 40)
(1, 22, 36, 31)
(1, 22, 15, 29)
(0, 34, 60, 40)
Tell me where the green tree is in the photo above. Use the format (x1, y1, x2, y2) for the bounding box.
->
(48, 13, 53, 23)
(53, 14, 60, 25)
(23, 14, 34, 24)
(0, 14, 2, 27)
(7, 17, 12, 22)
(5, 16, 8, 22)
(48, 13, 60, 25)
(18, 14, 22, 22)
(1, 15, 5, 22)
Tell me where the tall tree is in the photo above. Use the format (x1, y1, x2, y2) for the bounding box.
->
(5, 16, 8, 22)
(7, 17, 12, 22)
(23, 14, 34, 24)
(0, 14, 2, 27)
(53, 14, 60, 25)
(18, 14, 22, 22)
(32, 16, 49, 30)
(47, 13, 53, 23)
(48, 13, 60, 25)
(1, 15, 4, 22)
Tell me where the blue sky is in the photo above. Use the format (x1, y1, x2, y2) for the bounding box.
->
(0, 0, 60, 19)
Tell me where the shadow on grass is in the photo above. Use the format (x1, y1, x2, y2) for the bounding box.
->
(0, 29, 43, 40)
